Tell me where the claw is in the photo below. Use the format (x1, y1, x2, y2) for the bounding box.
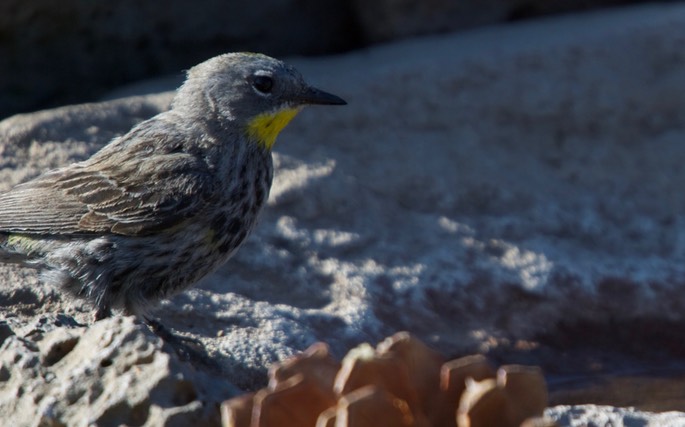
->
(144, 316, 221, 372)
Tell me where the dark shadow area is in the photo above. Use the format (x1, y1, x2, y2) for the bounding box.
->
(0, 1, 679, 119)
(486, 318, 685, 411)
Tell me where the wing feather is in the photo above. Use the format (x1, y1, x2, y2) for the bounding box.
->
(0, 120, 216, 236)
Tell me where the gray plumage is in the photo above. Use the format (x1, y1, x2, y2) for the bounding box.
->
(0, 52, 345, 320)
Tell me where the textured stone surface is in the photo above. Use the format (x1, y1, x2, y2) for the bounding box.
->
(546, 405, 685, 426)
(1, 3, 685, 425)
(0, 316, 234, 426)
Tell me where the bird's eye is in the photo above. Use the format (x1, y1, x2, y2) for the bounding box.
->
(252, 75, 273, 94)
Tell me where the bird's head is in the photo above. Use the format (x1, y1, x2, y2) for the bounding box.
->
(173, 52, 346, 150)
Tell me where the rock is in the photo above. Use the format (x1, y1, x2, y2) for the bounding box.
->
(258, 1, 685, 366)
(351, 0, 670, 43)
(0, 316, 234, 426)
(2, 3, 685, 425)
(546, 405, 685, 426)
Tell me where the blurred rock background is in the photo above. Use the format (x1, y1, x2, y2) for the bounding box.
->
(0, 0, 675, 119)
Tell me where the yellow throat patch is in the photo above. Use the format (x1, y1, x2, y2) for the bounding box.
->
(247, 107, 301, 150)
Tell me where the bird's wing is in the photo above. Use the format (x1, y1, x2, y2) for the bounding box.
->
(0, 131, 216, 237)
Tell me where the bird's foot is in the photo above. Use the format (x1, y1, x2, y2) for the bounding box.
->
(144, 316, 221, 372)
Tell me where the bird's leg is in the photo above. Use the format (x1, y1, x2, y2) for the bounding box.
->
(93, 305, 112, 322)
(143, 316, 220, 371)
(91, 302, 219, 370)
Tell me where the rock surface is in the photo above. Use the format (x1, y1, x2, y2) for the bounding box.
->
(0, 315, 233, 426)
(546, 405, 685, 427)
(351, 0, 646, 43)
(2, 3, 685, 425)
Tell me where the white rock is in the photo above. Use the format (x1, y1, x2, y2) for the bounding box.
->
(547, 405, 685, 427)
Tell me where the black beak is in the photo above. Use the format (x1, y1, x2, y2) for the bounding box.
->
(296, 86, 347, 106)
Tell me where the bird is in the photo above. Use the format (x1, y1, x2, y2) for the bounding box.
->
(0, 52, 346, 322)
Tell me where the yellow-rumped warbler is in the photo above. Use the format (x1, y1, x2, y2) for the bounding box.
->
(0, 52, 346, 321)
